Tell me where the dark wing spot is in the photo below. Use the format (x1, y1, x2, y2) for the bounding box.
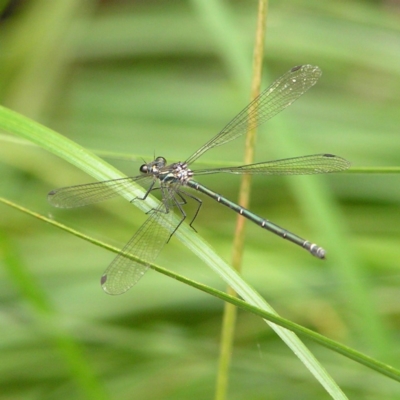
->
(100, 274, 108, 285)
(290, 65, 302, 72)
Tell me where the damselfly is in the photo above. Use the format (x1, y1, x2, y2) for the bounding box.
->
(48, 65, 350, 295)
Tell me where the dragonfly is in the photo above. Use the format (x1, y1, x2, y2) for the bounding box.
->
(48, 64, 350, 295)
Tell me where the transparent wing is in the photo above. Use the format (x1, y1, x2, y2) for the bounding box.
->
(101, 187, 182, 295)
(193, 154, 350, 176)
(48, 175, 150, 208)
(185, 65, 322, 164)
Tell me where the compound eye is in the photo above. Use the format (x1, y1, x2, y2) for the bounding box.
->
(140, 164, 148, 173)
(155, 156, 166, 165)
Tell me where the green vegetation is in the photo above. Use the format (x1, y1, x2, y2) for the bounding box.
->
(1, 1, 400, 399)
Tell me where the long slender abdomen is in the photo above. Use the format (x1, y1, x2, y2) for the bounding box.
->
(186, 180, 325, 259)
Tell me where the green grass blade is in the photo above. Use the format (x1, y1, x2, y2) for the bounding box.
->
(0, 104, 348, 399)
(2, 195, 400, 385)
(0, 223, 109, 400)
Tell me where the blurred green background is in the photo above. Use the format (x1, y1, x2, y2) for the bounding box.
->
(1, 0, 400, 399)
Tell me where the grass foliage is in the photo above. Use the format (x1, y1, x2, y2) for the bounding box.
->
(1, 0, 400, 399)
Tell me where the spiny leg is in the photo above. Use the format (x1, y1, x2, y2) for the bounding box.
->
(176, 189, 203, 232)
